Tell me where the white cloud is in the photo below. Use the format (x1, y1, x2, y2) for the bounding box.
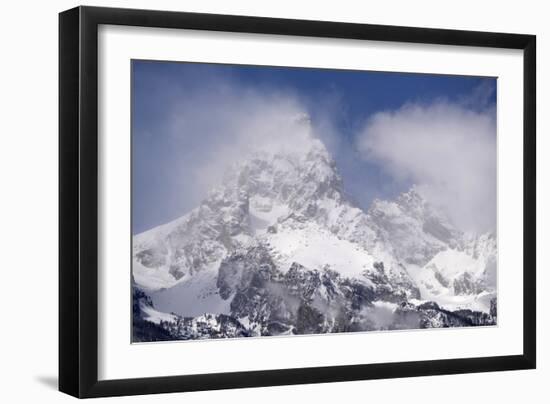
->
(167, 85, 321, 204)
(357, 100, 496, 233)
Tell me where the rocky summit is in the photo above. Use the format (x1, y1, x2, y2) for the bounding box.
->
(132, 116, 496, 342)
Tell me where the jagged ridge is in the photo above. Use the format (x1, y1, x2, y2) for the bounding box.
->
(132, 116, 497, 341)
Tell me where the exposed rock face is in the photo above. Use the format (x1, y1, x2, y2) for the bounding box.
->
(132, 117, 497, 341)
(133, 274, 496, 341)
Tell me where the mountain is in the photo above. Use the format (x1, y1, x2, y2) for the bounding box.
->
(132, 116, 496, 341)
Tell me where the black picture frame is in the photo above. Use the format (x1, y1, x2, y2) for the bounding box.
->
(59, 5, 536, 398)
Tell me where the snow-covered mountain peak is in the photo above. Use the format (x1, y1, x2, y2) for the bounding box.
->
(395, 185, 425, 210)
(132, 129, 347, 289)
(216, 129, 344, 214)
(133, 124, 496, 321)
(368, 186, 462, 250)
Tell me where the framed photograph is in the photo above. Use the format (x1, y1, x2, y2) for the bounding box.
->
(59, 6, 536, 398)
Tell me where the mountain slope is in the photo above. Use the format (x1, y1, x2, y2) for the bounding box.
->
(132, 117, 496, 340)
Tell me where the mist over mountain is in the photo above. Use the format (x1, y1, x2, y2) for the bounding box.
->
(132, 115, 496, 342)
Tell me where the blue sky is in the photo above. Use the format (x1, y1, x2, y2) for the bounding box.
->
(132, 60, 496, 234)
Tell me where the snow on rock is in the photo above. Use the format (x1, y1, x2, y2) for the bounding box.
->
(132, 116, 497, 338)
(139, 301, 178, 325)
(262, 221, 375, 278)
(149, 262, 231, 317)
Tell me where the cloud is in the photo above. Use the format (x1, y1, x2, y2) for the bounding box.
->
(165, 83, 327, 208)
(133, 62, 497, 236)
(357, 100, 496, 233)
(132, 64, 353, 233)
